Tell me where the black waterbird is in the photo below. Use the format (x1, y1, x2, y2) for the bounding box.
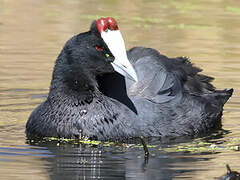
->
(26, 17, 233, 141)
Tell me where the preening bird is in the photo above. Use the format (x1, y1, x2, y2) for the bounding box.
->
(26, 17, 233, 141)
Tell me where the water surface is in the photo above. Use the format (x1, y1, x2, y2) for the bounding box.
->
(0, 0, 240, 179)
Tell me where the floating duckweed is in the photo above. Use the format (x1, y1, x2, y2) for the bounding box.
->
(103, 142, 115, 147)
(163, 137, 240, 153)
(169, 1, 200, 13)
(131, 17, 162, 24)
(37, 136, 240, 154)
(229, 146, 240, 151)
(48, 137, 58, 141)
(198, 141, 211, 145)
(79, 15, 119, 20)
(79, 140, 101, 145)
(226, 6, 240, 15)
(167, 24, 209, 30)
(135, 24, 152, 29)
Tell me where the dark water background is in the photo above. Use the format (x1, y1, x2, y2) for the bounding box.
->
(0, 0, 240, 179)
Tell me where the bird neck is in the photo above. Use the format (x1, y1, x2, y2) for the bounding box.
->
(49, 55, 137, 114)
(97, 72, 137, 114)
(49, 60, 100, 105)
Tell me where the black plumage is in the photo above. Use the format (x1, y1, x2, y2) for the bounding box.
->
(26, 19, 233, 140)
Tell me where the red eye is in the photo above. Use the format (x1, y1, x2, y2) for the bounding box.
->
(96, 45, 102, 51)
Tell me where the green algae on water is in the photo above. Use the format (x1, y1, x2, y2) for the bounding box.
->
(226, 6, 240, 15)
(131, 17, 162, 24)
(41, 136, 240, 154)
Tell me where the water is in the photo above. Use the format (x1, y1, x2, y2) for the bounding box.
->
(0, 0, 240, 179)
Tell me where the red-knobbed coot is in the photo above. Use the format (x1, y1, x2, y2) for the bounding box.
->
(26, 17, 233, 140)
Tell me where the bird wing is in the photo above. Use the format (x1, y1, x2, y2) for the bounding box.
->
(126, 47, 183, 104)
(126, 46, 218, 104)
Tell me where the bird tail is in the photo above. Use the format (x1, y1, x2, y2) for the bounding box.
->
(215, 88, 233, 105)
